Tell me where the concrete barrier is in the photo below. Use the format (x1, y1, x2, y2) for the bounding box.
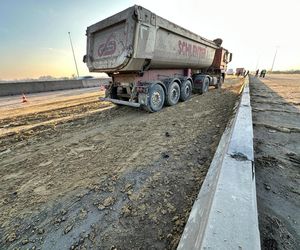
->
(0, 78, 110, 96)
(177, 78, 261, 249)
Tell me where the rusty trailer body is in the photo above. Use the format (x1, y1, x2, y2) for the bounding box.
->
(84, 5, 232, 112)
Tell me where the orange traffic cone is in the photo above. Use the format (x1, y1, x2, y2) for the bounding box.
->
(22, 93, 28, 103)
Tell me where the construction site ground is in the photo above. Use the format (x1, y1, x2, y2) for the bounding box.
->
(0, 79, 241, 249)
(250, 74, 300, 249)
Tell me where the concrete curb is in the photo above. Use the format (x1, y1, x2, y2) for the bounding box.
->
(0, 78, 110, 96)
(177, 78, 260, 249)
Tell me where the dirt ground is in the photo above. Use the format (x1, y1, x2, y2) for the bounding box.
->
(0, 79, 241, 250)
(0, 88, 109, 138)
(250, 74, 300, 249)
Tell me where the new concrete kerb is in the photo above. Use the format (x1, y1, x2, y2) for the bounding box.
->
(177, 77, 261, 249)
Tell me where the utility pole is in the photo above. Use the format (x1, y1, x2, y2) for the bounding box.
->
(271, 46, 279, 72)
(68, 32, 79, 78)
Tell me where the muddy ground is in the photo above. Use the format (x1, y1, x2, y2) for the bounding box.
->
(0, 79, 241, 250)
(250, 74, 300, 249)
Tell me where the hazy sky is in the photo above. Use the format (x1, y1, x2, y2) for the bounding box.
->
(0, 0, 299, 80)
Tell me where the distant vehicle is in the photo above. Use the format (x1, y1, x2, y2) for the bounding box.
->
(226, 69, 234, 75)
(236, 68, 245, 76)
(84, 5, 232, 112)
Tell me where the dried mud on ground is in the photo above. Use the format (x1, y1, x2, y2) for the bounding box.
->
(0, 79, 241, 249)
(250, 74, 300, 249)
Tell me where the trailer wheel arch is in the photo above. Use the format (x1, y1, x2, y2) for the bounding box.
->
(162, 78, 181, 92)
(158, 82, 167, 96)
(185, 76, 193, 84)
(148, 81, 167, 96)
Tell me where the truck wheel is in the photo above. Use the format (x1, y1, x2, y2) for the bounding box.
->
(203, 78, 209, 93)
(166, 81, 180, 106)
(215, 77, 223, 89)
(148, 84, 165, 112)
(180, 80, 192, 101)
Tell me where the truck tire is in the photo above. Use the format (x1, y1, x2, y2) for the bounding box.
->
(203, 78, 209, 93)
(166, 81, 180, 106)
(180, 80, 192, 101)
(215, 77, 223, 89)
(147, 84, 165, 112)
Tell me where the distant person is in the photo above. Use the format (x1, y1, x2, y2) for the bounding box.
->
(260, 69, 266, 78)
(244, 70, 249, 77)
(255, 69, 259, 77)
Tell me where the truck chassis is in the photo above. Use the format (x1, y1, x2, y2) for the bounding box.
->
(102, 69, 223, 112)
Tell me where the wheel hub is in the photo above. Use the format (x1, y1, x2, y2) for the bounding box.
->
(152, 91, 162, 106)
(171, 89, 179, 100)
(185, 86, 190, 95)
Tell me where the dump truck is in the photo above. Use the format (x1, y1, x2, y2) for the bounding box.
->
(84, 5, 232, 112)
